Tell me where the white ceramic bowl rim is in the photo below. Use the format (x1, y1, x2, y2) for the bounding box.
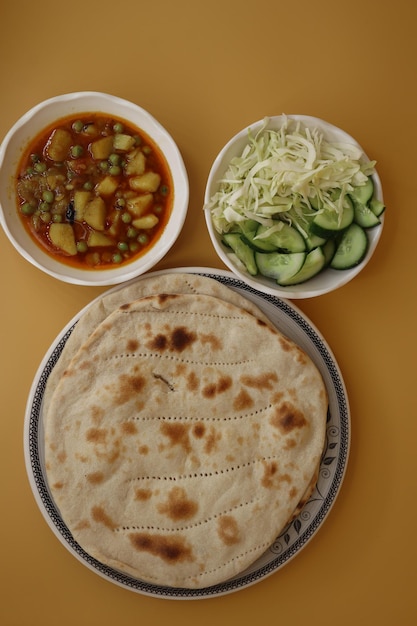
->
(204, 114, 384, 299)
(0, 91, 189, 286)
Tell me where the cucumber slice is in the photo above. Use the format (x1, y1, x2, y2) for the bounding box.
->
(353, 202, 381, 228)
(370, 197, 385, 217)
(241, 228, 277, 252)
(309, 194, 321, 210)
(311, 196, 354, 237)
(222, 233, 257, 276)
(255, 251, 306, 283)
(292, 212, 326, 250)
(330, 223, 368, 270)
(255, 223, 306, 253)
(322, 238, 336, 266)
(349, 177, 374, 205)
(278, 247, 326, 286)
(305, 232, 327, 251)
(237, 219, 259, 237)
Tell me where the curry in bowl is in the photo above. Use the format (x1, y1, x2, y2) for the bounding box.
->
(15, 113, 172, 269)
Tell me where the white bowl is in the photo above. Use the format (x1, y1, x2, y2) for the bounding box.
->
(0, 92, 189, 286)
(204, 115, 384, 299)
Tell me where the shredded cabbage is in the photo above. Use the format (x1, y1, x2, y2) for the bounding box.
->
(206, 116, 376, 234)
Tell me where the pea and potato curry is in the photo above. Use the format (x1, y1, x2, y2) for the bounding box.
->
(16, 114, 173, 268)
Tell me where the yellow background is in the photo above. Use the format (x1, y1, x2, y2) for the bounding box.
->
(1, 1, 416, 624)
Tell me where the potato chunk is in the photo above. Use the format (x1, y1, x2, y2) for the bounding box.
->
(90, 136, 113, 160)
(73, 190, 92, 221)
(95, 176, 119, 196)
(126, 193, 153, 216)
(132, 214, 159, 229)
(113, 133, 136, 151)
(49, 223, 77, 255)
(83, 197, 106, 230)
(45, 129, 72, 161)
(129, 172, 161, 193)
(124, 149, 146, 176)
(87, 231, 113, 247)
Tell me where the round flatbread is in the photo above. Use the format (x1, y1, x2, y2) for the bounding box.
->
(44, 291, 327, 589)
(43, 273, 272, 418)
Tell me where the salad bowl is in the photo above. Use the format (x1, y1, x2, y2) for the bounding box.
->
(204, 115, 384, 299)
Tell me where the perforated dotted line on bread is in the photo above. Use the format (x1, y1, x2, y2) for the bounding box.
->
(115, 494, 265, 534)
(103, 351, 256, 367)
(184, 278, 200, 293)
(119, 307, 248, 321)
(129, 405, 272, 422)
(128, 454, 278, 483)
(184, 539, 272, 583)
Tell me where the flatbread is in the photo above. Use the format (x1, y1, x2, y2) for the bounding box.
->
(43, 273, 272, 418)
(44, 291, 327, 589)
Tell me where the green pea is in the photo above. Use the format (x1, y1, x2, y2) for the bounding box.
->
(34, 162, 47, 173)
(70, 145, 83, 158)
(127, 227, 138, 238)
(76, 240, 88, 253)
(42, 190, 54, 203)
(30, 153, 40, 163)
(52, 214, 63, 223)
(112, 252, 123, 264)
(121, 212, 132, 223)
(160, 185, 169, 196)
(142, 146, 152, 155)
(83, 181, 94, 190)
(129, 241, 139, 252)
(108, 165, 121, 176)
(21, 202, 35, 216)
(133, 135, 141, 146)
(115, 198, 125, 209)
(39, 201, 50, 212)
(109, 153, 121, 165)
(117, 241, 129, 251)
(72, 120, 84, 133)
(138, 233, 149, 245)
(154, 205, 162, 214)
(99, 161, 109, 171)
(113, 122, 124, 133)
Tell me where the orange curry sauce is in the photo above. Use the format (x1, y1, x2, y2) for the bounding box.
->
(15, 113, 173, 269)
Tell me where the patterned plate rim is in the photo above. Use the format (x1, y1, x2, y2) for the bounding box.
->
(23, 267, 350, 600)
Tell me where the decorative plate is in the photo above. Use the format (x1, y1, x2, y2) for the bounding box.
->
(24, 268, 350, 599)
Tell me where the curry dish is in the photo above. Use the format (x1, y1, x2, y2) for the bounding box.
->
(15, 114, 173, 268)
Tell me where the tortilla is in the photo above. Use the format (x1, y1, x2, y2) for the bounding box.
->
(44, 291, 327, 589)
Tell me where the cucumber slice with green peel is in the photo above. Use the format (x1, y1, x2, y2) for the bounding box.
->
(330, 223, 368, 270)
(311, 196, 354, 237)
(305, 232, 327, 251)
(349, 176, 374, 205)
(255, 251, 306, 283)
(254, 223, 306, 253)
(353, 202, 381, 228)
(278, 246, 326, 286)
(292, 212, 327, 250)
(237, 219, 259, 237)
(309, 194, 321, 210)
(222, 233, 258, 275)
(241, 228, 277, 252)
(322, 238, 336, 266)
(370, 197, 385, 217)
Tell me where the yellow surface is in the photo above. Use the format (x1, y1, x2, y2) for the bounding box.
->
(0, 0, 416, 624)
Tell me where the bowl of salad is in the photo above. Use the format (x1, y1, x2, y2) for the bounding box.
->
(204, 115, 385, 299)
(0, 92, 189, 286)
